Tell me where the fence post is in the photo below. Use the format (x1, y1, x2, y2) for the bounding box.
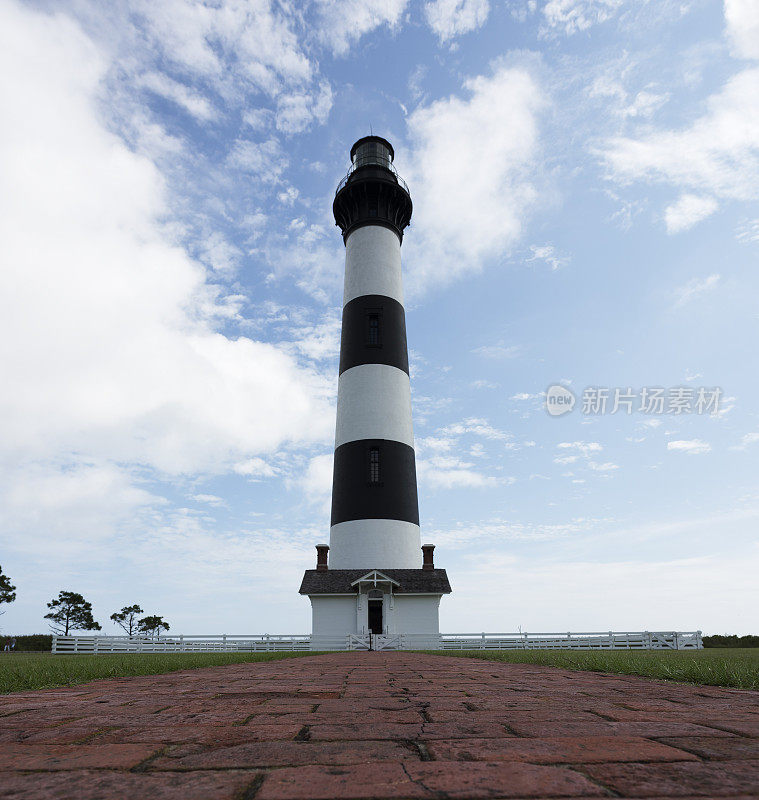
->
(180, 635, 185, 652)
(223, 634, 227, 651)
(51, 635, 57, 654)
(94, 637, 99, 655)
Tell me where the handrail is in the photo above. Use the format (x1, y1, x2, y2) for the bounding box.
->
(335, 156, 409, 196)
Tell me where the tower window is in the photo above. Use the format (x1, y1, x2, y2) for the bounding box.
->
(369, 447, 380, 484)
(367, 311, 381, 347)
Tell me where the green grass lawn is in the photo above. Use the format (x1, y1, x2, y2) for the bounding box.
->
(428, 648, 759, 691)
(2, 648, 758, 695)
(0, 651, 321, 694)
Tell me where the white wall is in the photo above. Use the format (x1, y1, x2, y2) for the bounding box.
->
(392, 595, 441, 634)
(311, 596, 357, 636)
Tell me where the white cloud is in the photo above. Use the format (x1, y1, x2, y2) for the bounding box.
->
(724, 0, 759, 60)
(432, 517, 589, 549)
(541, 0, 623, 35)
(296, 453, 334, 504)
(621, 90, 669, 119)
(444, 549, 759, 633)
(138, 72, 216, 121)
(418, 456, 500, 489)
(228, 138, 288, 182)
(197, 232, 243, 273)
(588, 71, 669, 121)
(313, 0, 409, 57)
(664, 194, 718, 234)
(588, 461, 619, 471)
(557, 441, 603, 455)
(673, 274, 720, 307)
(403, 60, 546, 294)
(424, 0, 490, 42)
(472, 343, 522, 359)
(284, 315, 342, 363)
(233, 458, 280, 478)
(0, 3, 335, 485)
(278, 186, 300, 206)
(132, 0, 313, 96)
(191, 494, 228, 508)
(1, 463, 159, 558)
(441, 418, 515, 442)
(66, 1, 334, 147)
(736, 218, 759, 244)
(275, 81, 333, 134)
(527, 244, 569, 270)
(739, 432, 759, 448)
(601, 68, 759, 205)
(417, 418, 516, 488)
(264, 220, 344, 303)
(667, 440, 712, 454)
(417, 436, 455, 453)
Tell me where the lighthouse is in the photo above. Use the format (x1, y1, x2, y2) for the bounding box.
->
(300, 136, 451, 649)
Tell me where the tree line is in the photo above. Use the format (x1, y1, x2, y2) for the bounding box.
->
(1, 565, 169, 639)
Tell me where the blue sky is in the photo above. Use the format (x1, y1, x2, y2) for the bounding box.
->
(2, 0, 758, 636)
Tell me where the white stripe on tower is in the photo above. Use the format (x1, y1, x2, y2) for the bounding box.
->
(343, 226, 404, 305)
(335, 365, 413, 449)
(329, 519, 422, 570)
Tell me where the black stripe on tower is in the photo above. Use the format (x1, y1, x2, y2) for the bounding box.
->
(331, 439, 419, 526)
(339, 295, 409, 376)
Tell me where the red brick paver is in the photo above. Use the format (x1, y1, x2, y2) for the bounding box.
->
(1, 653, 758, 799)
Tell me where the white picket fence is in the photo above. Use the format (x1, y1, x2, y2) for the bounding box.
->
(438, 631, 703, 650)
(51, 634, 312, 654)
(52, 630, 702, 654)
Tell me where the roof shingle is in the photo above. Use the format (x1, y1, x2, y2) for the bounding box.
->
(299, 569, 452, 595)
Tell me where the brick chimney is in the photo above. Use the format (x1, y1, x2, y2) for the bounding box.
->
(315, 544, 329, 571)
(422, 544, 435, 571)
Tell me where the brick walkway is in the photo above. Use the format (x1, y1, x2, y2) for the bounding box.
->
(1, 653, 758, 799)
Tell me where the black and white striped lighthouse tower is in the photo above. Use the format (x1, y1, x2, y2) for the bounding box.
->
(300, 137, 451, 646)
(329, 136, 419, 569)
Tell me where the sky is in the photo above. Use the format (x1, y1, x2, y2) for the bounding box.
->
(1, 0, 758, 637)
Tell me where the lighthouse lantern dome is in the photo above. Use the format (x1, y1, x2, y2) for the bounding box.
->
(350, 135, 394, 169)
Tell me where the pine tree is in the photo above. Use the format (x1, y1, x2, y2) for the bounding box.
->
(0, 566, 16, 617)
(110, 605, 143, 637)
(137, 615, 170, 638)
(44, 591, 102, 636)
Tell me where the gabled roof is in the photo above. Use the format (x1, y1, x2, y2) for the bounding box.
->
(350, 570, 400, 587)
(299, 569, 452, 595)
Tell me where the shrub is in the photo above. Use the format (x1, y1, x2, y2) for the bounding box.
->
(3, 635, 53, 652)
(703, 634, 759, 648)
